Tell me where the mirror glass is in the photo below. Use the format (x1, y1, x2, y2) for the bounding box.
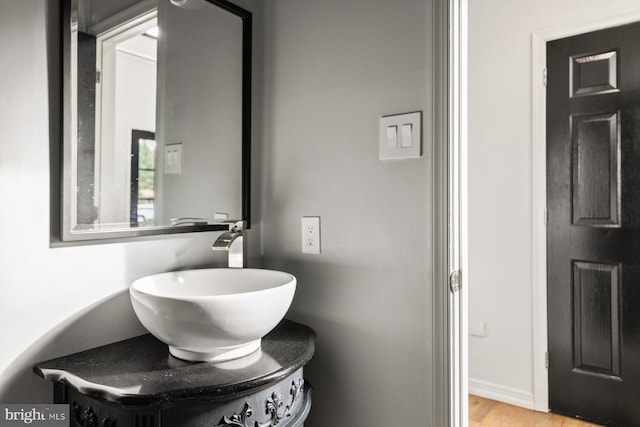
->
(62, 0, 251, 241)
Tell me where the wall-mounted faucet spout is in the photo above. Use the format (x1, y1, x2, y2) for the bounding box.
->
(212, 221, 246, 268)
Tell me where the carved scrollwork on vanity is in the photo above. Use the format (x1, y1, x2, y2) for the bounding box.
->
(71, 401, 116, 427)
(257, 378, 304, 427)
(215, 378, 306, 427)
(216, 402, 253, 427)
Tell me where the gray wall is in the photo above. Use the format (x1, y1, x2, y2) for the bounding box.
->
(259, 0, 435, 425)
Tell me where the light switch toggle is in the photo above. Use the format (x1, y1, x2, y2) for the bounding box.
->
(401, 124, 413, 148)
(386, 125, 398, 148)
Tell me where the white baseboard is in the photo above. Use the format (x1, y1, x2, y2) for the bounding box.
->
(469, 378, 535, 410)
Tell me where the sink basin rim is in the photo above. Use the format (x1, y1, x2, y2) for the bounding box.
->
(131, 268, 296, 300)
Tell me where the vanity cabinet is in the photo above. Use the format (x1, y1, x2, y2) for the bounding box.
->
(34, 320, 315, 427)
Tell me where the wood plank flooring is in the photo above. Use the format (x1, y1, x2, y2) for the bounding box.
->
(469, 395, 602, 426)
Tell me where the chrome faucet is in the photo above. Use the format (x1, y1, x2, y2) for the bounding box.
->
(212, 221, 246, 268)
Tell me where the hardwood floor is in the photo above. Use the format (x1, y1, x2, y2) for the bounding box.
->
(469, 395, 602, 426)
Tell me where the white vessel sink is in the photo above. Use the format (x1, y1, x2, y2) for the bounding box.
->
(130, 268, 296, 362)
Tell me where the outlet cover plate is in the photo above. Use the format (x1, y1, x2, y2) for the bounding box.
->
(301, 216, 321, 254)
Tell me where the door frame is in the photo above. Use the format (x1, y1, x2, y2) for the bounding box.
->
(437, 0, 468, 425)
(530, 10, 640, 413)
(450, 0, 468, 424)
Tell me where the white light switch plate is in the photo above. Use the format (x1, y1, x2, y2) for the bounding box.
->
(164, 143, 183, 174)
(379, 111, 422, 160)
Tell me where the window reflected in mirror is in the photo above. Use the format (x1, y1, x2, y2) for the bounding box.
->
(130, 131, 157, 226)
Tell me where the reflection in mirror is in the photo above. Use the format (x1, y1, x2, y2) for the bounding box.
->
(130, 130, 156, 225)
(61, 0, 251, 241)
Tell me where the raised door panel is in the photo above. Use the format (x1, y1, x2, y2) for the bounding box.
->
(571, 50, 619, 97)
(572, 261, 621, 379)
(571, 112, 620, 227)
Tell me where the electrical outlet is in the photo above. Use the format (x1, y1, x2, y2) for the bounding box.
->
(469, 321, 486, 337)
(301, 217, 321, 254)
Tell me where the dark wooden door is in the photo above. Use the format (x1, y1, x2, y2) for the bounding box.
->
(547, 22, 640, 426)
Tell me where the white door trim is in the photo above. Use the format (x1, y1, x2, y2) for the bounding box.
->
(449, 0, 468, 425)
(531, 10, 640, 413)
(434, 0, 467, 424)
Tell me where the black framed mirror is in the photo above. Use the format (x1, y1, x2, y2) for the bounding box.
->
(59, 0, 251, 241)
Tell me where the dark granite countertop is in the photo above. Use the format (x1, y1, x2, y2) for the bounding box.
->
(33, 319, 315, 406)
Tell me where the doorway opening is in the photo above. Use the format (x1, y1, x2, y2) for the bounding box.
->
(459, 4, 640, 427)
